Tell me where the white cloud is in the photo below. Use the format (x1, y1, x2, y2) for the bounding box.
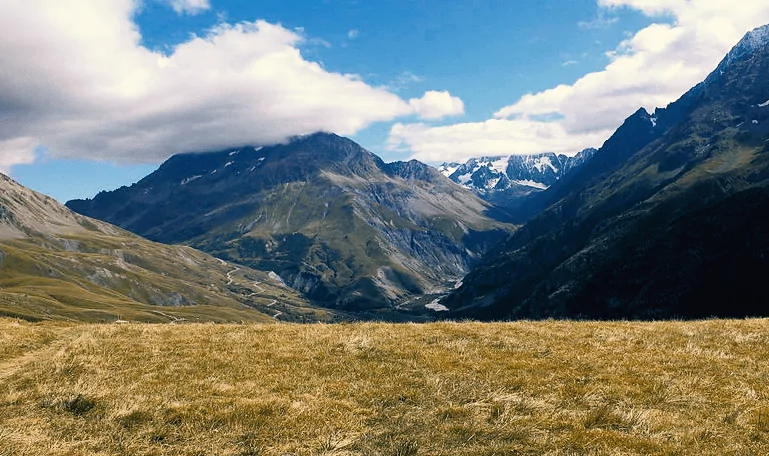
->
(0, 138, 37, 174)
(578, 11, 619, 29)
(388, 120, 611, 163)
(165, 0, 211, 15)
(408, 91, 465, 120)
(347, 29, 359, 39)
(387, 71, 425, 91)
(0, 1, 414, 165)
(391, 0, 769, 163)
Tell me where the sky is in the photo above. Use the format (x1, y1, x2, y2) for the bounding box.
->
(2, 0, 769, 202)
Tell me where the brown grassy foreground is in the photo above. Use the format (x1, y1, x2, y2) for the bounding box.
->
(1, 318, 768, 455)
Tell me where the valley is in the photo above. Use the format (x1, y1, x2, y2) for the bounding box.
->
(66, 133, 512, 315)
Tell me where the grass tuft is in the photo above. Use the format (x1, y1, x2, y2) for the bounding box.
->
(60, 394, 96, 416)
(390, 440, 419, 456)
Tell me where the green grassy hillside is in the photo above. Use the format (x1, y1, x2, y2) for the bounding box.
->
(0, 234, 331, 324)
(1, 172, 334, 324)
(1, 318, 767, 455)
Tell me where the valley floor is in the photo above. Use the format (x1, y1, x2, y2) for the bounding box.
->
(1, 319, 768, 455)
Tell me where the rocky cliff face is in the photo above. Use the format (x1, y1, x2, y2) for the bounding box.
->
(444, 24, 769, 320)
(68, 133, 511, 313)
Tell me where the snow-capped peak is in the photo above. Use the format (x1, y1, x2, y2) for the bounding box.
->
(737, 24, 769, 55)
(437, 148, 597, 194)
(710, 24, 769, 82)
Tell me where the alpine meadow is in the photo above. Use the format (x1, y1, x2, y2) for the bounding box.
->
(2, 1, 769, 455)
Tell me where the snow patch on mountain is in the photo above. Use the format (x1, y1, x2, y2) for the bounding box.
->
(456, 172, 472, 185)
(533, 156, 557, 173)
(181, 175, 202, 185)
(488, 157, 510, 174)
(437, 163, 461, 176)
(513, 179, 548, 190)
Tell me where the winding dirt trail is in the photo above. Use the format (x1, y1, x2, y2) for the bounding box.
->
(226, 267, 240, 286)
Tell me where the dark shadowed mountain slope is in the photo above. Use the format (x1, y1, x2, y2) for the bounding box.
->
(68, 133, 512, 312)
(444, 24, 769, 320)
(0, 173, 329, 323)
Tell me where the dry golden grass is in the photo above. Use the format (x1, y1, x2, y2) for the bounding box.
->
(1, 318, 768, 455)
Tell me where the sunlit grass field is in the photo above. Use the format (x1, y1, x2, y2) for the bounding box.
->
(1, 318, 768, 455)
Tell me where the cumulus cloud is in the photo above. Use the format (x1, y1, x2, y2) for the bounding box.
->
(0, 138, 37, 174)
(165, 0, 211, 15)
(0, 0, 414, 166)
(408, 91, 465, 120)
(391, 0, 769, 163)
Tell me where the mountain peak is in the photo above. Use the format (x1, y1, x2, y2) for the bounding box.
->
(282, 131, 377, 167)
(1, 172, 95, 239)
(289, 131, 345, 146)
(385, 159, 440, 182)
(708, 24, 769, 82)
(733, 24, 769, 56)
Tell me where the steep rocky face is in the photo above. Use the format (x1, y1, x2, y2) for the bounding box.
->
(437, 149, 597, 209)
(1, 173, 325, 323)
(68, 133, 511, 312)
(444, 24, 769, 320)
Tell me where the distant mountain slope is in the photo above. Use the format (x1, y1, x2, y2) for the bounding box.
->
(68, 133, 512, 312)
(437, 148, 596, 206)
(0, 173, 329, 323)
(444, 24, 769, 320)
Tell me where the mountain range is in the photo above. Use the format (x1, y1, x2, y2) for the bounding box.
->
(67, 133, 511, 315)
(437, 148, 597, 205)
(443, 24, 769, 319)
(5, 24, 769, 322)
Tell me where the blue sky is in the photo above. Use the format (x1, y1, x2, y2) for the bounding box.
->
(2, 0, 769, 202)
